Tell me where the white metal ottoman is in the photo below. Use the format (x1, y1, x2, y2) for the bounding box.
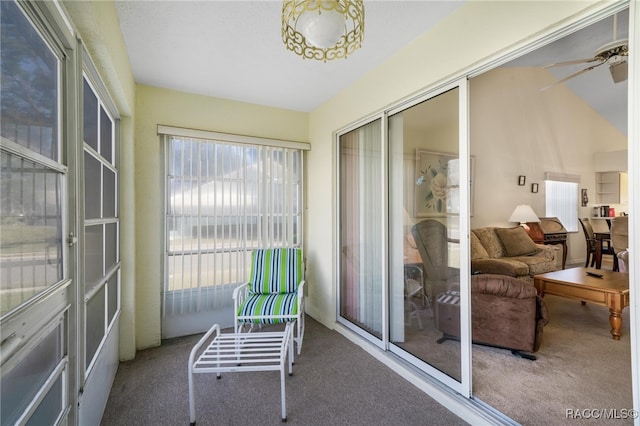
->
(188, 321, 294, 424)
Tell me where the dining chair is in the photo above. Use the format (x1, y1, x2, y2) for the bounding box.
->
(579, 218, 618, 270)
(578, 218, 597, 267)
(610, 216, 628, 273)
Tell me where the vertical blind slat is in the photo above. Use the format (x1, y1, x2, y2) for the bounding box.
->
(196, 139, 202, 312)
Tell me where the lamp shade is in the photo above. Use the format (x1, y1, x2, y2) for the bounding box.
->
(508, 204, 540, 224)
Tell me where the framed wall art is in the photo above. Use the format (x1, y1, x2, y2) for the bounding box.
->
(414, 150, 475, 217)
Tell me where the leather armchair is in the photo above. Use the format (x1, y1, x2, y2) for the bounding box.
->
(435, 274, 548, 359)
(471, 274, 548, 354)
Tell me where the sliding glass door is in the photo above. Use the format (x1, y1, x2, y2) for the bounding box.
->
(388, 86, 468, 386)
(337, 81, 471, 393)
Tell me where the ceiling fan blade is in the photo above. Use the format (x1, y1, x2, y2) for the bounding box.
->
(539, 60, 606, 91)
(544, 57, 600, 68)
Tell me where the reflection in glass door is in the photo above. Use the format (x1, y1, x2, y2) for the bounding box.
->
(388, 87, 466, 384)
(338, 119, 383, 339)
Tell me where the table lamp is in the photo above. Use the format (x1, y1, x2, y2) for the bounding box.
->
(508, 204, 540, 231)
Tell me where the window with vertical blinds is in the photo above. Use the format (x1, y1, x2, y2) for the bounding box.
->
(545, 172, 579, 232)
(161, 128, 307, 317)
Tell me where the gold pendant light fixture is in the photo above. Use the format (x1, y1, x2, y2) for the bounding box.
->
(282, 0, 365, 62)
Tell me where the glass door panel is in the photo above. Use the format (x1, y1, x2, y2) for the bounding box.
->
(338, 119, 383, 339)
(388, 88, 463, 382)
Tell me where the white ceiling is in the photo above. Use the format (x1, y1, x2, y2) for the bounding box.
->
(114, 1, 628, 134)
(114, 1, 465, 112)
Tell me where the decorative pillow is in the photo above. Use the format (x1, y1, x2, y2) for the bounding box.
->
(495, 227, 539, 257)
(472, 227, 505, 258)
(470, 231, 490, 260)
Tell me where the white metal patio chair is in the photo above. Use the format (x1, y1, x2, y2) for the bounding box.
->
(233, 248, 305, 356)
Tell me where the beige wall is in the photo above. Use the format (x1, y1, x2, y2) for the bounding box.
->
(133, 85, 309, 349)
(469, 66, 626, 265)
(305, 1, 602, 326)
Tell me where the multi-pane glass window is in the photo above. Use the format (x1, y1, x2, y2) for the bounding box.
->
(82, 76, 119, 372)
(1, 2, 68, 424)
(0, 0, 63, 316)
(164, 135, 303, 316)
(1, 322, 65, 425)
(0, 153, 64, 313)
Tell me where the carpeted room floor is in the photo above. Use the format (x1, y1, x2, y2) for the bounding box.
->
(472, 294, 633, 425)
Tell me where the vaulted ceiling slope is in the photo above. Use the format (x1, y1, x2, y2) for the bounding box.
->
(502, 8, 628, 136)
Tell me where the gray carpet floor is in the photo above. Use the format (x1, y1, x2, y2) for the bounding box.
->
(101, 316, 468, 426)
(101, 285, 633, 426)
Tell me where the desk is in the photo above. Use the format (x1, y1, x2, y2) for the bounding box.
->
(525, 218, 567, 269)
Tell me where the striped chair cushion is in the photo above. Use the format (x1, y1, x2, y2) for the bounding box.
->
(249, 248, 302, 294)
(437, 290, 460, 305)
(237, 293, 298, 324)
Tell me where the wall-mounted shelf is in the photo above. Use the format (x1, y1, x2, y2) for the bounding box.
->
(596, 171, 628, 204)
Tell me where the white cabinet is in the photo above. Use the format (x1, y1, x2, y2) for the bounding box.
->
(596, 171, 628, 204)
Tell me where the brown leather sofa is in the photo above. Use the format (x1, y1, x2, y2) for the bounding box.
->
(435, 274, 549, 359)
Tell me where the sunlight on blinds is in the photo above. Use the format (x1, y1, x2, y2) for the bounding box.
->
(163, 135, 303, 316)
(545, 174, 579, 232)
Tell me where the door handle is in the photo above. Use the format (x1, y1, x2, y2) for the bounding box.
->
(67, 232, 78, 247)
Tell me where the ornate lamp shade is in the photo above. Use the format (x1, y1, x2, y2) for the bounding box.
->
(282, 0, 365, 62)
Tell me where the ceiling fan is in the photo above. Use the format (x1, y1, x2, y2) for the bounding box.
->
(540, 14, 628, 91)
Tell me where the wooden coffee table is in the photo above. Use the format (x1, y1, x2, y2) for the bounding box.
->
(533, 267, 630, 340)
